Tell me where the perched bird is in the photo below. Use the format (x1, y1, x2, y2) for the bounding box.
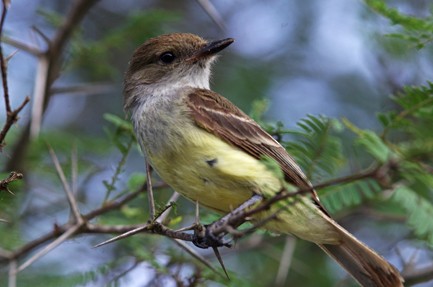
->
(123, 33, 403, 287)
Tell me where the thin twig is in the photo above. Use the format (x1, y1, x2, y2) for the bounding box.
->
(95, 192, 181, 248)
(172, 239, 223, 278)
(0, 1, 30, 149)
(156, 191, 180, 224)
(0, 96, 30, 149)
(93, 224, 151, 248)
(102, 136, 134, 203)
(195, 200, 200, 225)
(0, 0, 10, 112)
(48, 145, 82, 222)
(1, 36, 41, 56)
(0, 171, 23, 195)
(71, 144, 78, 195)
(51, 83, 112, 96)
(403, 264, 433, 286)
(146, 162, 155, 220)
(8, 259, 16, 287)
(30, 55, 49, 137)
(275, 236, 296, 287)
(195, 0, 226, 31)
(105, 259, 140, 285)
(16, 223, 82, 273)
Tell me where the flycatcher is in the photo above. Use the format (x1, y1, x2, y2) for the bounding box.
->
(124, 33, 403, 287)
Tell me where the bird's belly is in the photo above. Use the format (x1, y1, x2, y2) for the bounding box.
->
(147, 128, 281, 213)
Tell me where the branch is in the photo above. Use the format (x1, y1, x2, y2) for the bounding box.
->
(0, 0, 9, 113)
(0, 1, 30, 149)
(5, 0, 100, 170)
(0, 171, 23, 195)
(1, 36, 41, 56)
(16, 224, 82, 273)
(195, 0, 226, 31)
(403, 264, 433, 286)
(30, 0, 102, 137)
(48, 145, 82, 222)
(202, 164, 386, 241)
(0, 184, 144, 264)
(50, 83, 112, 96)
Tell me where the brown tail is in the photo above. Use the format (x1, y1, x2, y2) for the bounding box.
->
(318, 222, 404, 287)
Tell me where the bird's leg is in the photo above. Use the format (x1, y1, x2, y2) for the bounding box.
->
(193, 194, 263, 249)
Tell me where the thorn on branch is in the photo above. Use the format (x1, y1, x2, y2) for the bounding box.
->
(212, 246, 230, 280)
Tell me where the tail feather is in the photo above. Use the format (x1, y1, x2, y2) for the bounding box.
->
(318, 221, 404, 287)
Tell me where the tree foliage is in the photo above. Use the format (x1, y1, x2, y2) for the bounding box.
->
(1, 1, 433, 287)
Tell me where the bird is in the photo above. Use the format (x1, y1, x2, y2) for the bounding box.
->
(123, 33, 404, 287)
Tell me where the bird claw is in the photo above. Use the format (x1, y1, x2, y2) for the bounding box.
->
(192, 224, 231, 249)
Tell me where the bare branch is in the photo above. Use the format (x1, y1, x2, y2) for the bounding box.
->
(48, 145, 82, 222)
(172, 239, 223, 278)
(0, 96, 30, 149)
(95, 191, 181, 248)
(51, 83, 112, 96)
(16, 224, 82, 273)
(156, 191, 180, 224)
(8, 259, 16, 287)
(7, 0, 100, 168)
(92, 224, 150, 248)
(275, 236, 296, 287)
(0, 0, 9, 112)
(0, 1, 30, 149)
(146, 162, 156, 220)
(403, 264, 433, 286)
(0, 179, 145, 265)
(195, 0, 226, 31)
(71, 144, 78, 195)
(0, 171, 23, 195)
(29, 55, 49, 137)
(1, 36, 41, 56)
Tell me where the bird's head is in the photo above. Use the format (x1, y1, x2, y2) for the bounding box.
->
(124, 33, 234, 111)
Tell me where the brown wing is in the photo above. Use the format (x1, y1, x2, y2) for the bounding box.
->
(185, 88, 328, 214)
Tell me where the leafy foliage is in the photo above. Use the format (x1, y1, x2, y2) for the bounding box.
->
(283, 116, 344, 181)
(392, 185, 433, 246)
(321, 179, 381, 214)
(257, 113, 345, 182)
(365, 0, 433, 49)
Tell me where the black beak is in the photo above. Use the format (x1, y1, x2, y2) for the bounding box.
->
(188, 38, 234, 61)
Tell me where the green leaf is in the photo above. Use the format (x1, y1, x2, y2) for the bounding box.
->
(365, 0, 433, 48)
(283, 115, 344, 181)
(103, 113, 133, 132)
(321, 179, 381, 213)
(343, 118, 391, 163)
(392, 185, 433, 245)
(127, 172, 146, 190)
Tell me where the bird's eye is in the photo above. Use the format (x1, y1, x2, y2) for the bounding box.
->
(160, 52, 176, 64)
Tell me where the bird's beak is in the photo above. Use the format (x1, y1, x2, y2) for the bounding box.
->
(187, 38, 234, 62)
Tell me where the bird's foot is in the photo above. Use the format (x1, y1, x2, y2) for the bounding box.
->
(192, 223, 232, 249)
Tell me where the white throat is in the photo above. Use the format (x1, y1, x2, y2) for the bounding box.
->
(124, 61, 213, 113)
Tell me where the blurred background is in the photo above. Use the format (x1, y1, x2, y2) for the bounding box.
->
(0, 0, 432, 286)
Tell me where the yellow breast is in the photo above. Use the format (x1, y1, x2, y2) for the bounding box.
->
(148, 126, 281, 212)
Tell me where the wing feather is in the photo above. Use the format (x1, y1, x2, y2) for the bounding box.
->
(185, 88, 328, 213)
